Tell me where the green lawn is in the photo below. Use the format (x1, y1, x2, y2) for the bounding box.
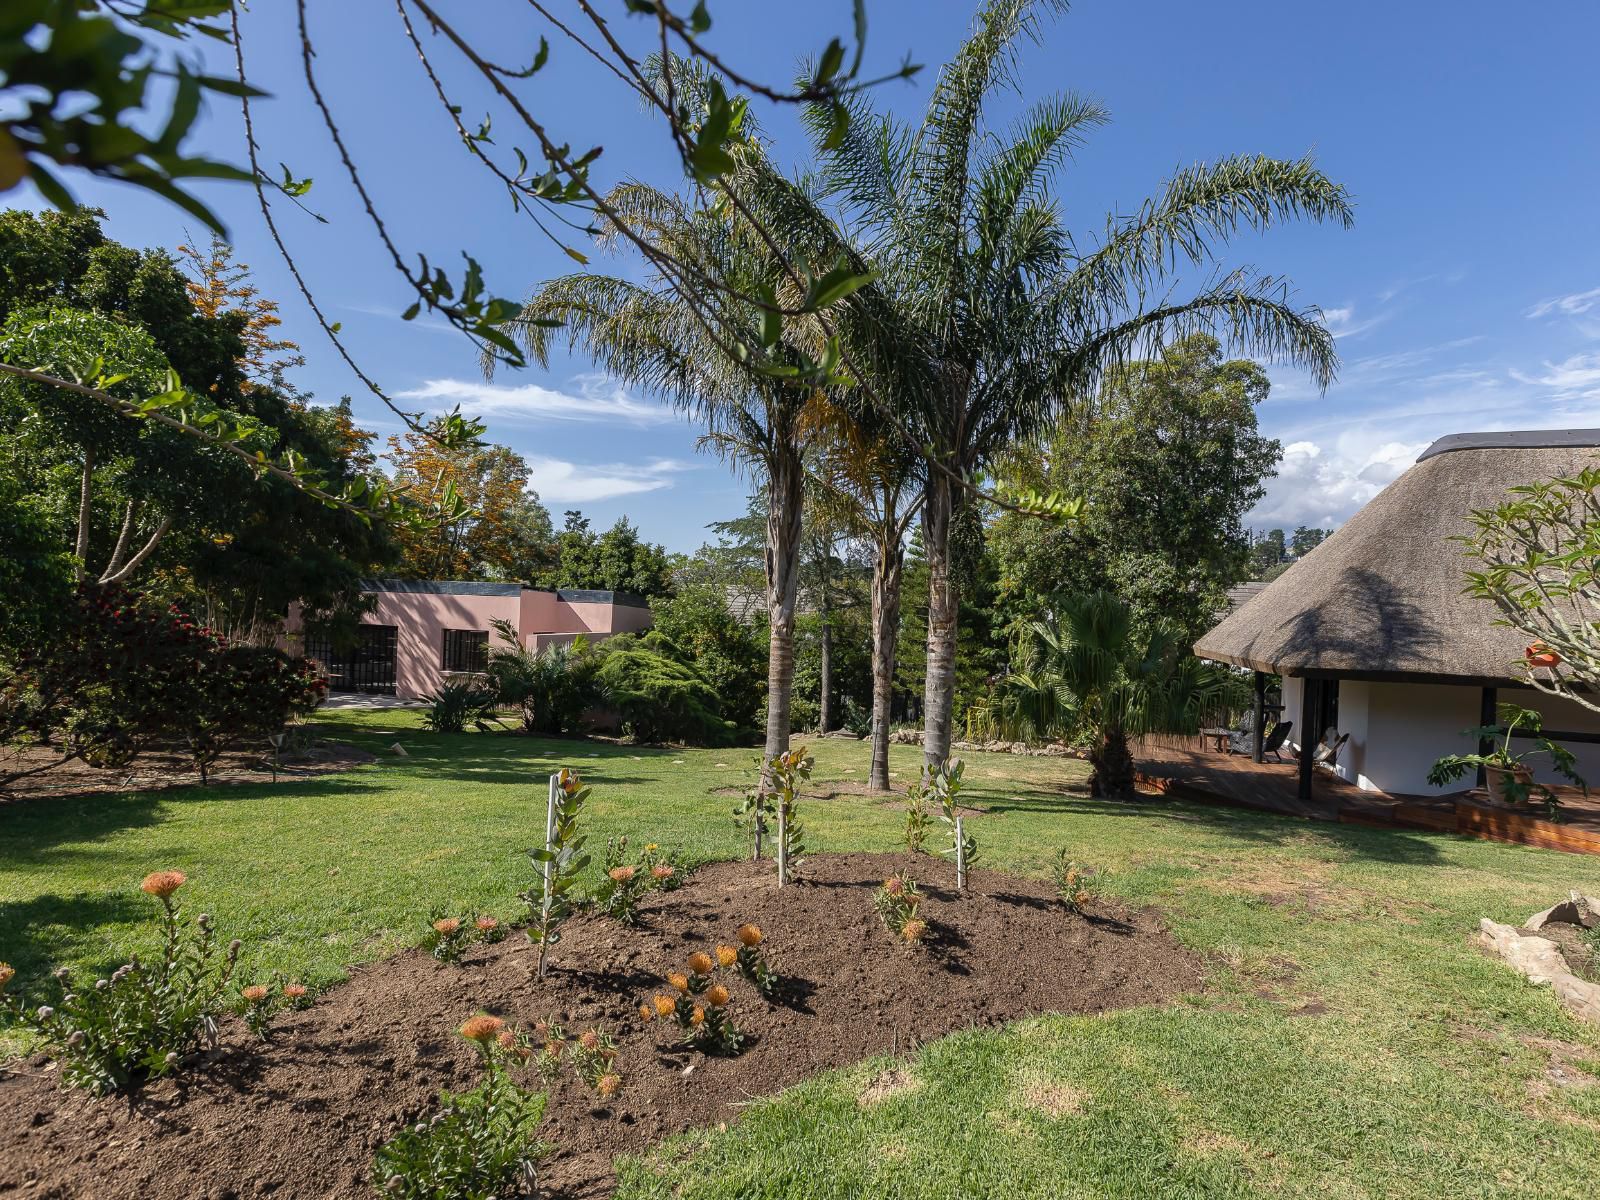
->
(4, 709, 1600, 1197)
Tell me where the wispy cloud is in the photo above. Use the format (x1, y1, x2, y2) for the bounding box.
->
(1318, 305, 1386, 340)
(1509, 352, 1600, 397)
(1526, 287, 1600, 320)
(528, 456, 697, 503)
(396, 377, 675, 425)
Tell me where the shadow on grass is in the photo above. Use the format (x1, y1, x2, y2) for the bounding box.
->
(981, 791, 1450, 866)
(0, 888, 153, 993)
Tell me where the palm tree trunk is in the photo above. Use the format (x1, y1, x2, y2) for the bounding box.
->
(818, 611, 833, 734)
(869, 529, 904, 791)
(921, 473, 959, 772)
(1091, 727, 1135, 798)
(763, 444, 804, 772)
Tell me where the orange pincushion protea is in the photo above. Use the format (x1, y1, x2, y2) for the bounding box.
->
(714, 944, 738, 968)
(882, 876, 904, 897)
(596, 1072, 622, 1099)
(704, 983, 730, 1008)
(652, 994, 677, 1017)
(686, 951, 714, 975)
(650, 864, 675, 881)
(433, 917, 462, 935)
(689, 1006, 706, 1027)
(459, 1015, 506, 1042)
(667, 971, 690, 992)
(282, 983, 307, 1000)
(474, 916, 499, 933)
(241, 984, 269, 1004)
(900, 919, 927, 945)
(608, 865, 637, 884)
(140, 870, 187, 898)
(578, 1029, 601, 1052)
(736, 923, 762, 947)
(639, 1003, 654, 1021)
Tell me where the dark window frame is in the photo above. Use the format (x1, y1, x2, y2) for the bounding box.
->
(441, 628, 489, 674)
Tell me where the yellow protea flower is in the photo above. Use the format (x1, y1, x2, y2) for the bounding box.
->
(686, 951, 714, 975)
(690, 1006, 706, 1027)
(639, 1003, 653, 1021)
(652, 993, 677, 1018)
(714, 944, 738, 968)
(704, 983, 730, 1008)
(736, 923, 762, 948)
(667, 972, 690, 993)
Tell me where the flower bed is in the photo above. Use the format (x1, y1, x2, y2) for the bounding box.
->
(0, 853, 1203, 1197)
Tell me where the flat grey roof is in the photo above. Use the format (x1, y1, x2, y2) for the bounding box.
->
(361, 579, 522, 597)
(1417, 429, 1600, 461)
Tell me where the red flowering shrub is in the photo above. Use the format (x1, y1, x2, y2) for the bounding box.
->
(0, 583, 324, 784)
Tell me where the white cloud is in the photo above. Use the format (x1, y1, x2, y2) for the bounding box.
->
(1526, 287, 1600, 320)
(1252, 435, 1427, 529)
(1510, 353, 1600, 396)
(527, 456, 697, 503)
(396, 377, 675, 425)
(1318, 305, 1386, 340)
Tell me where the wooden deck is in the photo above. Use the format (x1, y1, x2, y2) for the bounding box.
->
(1135, 734, 1600, 856)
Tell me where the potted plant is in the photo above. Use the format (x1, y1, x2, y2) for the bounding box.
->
(1427, 702, 1585, 819)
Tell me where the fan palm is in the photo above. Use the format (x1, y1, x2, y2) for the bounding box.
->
(995, 591, 1211, 796)
(801, 0, 1352, 769)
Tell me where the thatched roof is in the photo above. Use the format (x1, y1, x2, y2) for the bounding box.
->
(1195, 431, 1600, 683)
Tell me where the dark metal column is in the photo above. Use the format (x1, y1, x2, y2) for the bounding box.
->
(1252, 671, 1266, 763)
(1476, 686, 1497, 789)
(1298, 678, 1317, 801)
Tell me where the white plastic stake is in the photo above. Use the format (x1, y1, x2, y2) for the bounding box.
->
(776, 801, 788, 887)
(538, 772, 558, 978)
(955, 815, 966, 893)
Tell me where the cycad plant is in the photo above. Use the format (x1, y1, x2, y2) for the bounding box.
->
(801, 0, 1351, 770)
(993, 591, 1211, 796)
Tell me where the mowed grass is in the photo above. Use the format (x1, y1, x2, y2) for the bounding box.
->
(4, 708, 1600, 1198)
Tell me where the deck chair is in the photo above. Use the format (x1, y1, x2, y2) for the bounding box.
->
(1314, 730, 1349, 771)
(1258, 720, 1292, 762)
(1225, 707, 1260, 755)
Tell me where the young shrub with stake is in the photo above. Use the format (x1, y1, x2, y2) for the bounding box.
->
(0, 870, 258, 1094)
(519, 769, 591, 979)
(769, 746, 812, 886)
(873, 874, 928, 947)
(903, 780, 931, 853)
(372, 1014, 549, 1200)
(927, 758, 978, 892)
(1051, 851, 1100, 915)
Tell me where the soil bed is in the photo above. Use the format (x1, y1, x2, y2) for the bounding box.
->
(0, 852, 1204, 1199)
(0, 733, 374, 804)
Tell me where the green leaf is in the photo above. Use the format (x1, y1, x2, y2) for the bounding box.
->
(805, 259, 877, 310)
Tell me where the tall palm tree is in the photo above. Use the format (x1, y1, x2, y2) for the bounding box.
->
(994, 591, 1212, 796)
(806, 0, 1352, 770)
(497, 179, 819, 770)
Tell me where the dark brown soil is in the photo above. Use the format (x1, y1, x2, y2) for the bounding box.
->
(0, 852, 1204, 1199)
(0, 736, 374, 804)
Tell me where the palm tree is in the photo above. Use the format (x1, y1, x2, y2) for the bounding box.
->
(993, 591, 1211, 796)
(496, 179, 819, 771)
(806, 0, 1351, 770)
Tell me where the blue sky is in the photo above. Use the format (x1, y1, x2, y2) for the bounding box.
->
(16, 1, 1600, 549)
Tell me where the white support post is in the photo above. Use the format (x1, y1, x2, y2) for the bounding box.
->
(538, 772, 558, 979)
(955, 815, 966, 894)
(776, 801, 788, 887)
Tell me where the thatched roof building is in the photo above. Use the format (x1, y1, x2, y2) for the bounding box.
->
(1196, 430, 1600, 686)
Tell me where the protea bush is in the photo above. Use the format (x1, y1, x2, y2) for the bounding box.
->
(1051, 850, 1099, 915)
(730, 923, 778, 997)
(423, 909, 503, 963)
(0, 870, 264, 1093)
(526, 1017, 624, 1099)
(873, 874, 928, 947)
(642, 949, 745, 1054)
(372, 1015, 549, 1199)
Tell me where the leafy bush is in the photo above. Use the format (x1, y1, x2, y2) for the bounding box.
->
(873, 874, 928, 947)
(1051, 851, 1099, 915)
(530, 1019, 623, 1100)
(594, 632, 736, 745)
(372, 1015, 549, 1200)
(1, 583, 324, 785)
(0, 870, 257, 1094)
(485, 619, 604, 735)
(240, 977, 311, 1040)
(419, 681, 501, 735)
(924, 758, 979, 890)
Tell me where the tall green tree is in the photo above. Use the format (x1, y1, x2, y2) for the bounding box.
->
(991, 334, 1280, 642)
(807, 0, 1349, 768)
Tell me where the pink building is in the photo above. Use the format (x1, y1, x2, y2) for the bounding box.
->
(286, 580, 652, 698)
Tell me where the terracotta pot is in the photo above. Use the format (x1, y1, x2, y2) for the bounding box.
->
(1484, 762, 1535, 803)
